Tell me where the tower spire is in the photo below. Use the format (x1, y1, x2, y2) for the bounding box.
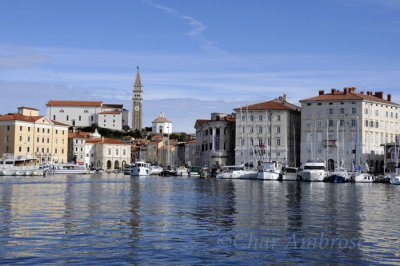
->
(134, 66, 142, 89)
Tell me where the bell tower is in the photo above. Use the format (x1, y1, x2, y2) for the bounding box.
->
(132, 66, 143, 131)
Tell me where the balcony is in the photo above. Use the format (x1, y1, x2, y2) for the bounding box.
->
(323, 139, 337, 147)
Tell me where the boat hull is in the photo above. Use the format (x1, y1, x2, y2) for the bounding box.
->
(353, 173, 375, 183)
(282, 172, 298, 181)
(257, 171, 281, 180)
(302, 171, 326, 182)
(131, 167, 150, 176)
(390, 176, 400, 185)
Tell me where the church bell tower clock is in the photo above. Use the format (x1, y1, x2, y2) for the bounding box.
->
(132, 66, 143, 131)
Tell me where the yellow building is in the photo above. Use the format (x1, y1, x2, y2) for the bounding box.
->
(0, 107, 69, 163)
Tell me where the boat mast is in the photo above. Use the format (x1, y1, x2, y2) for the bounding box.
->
(354, 116, 358, 173)
(326, 120, 329, 171)
(240, 107, 244, 165)
(336, 120, 339, 169)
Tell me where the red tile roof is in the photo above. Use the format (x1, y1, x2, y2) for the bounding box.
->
(99, 111, 122, 114)
(85, 138, 129, 145)
(196, 119, 210, 125)
(18, 106, 39, 111)
(0, 113, 69, 127)
(47, 100, 102, 107)
(102, 104, 123, 108)
(234, 98, 300, 111)
(301, 89, 398, 105)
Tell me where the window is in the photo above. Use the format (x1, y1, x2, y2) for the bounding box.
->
(329, 120, 334, 127)
(317, 120, 322, 127)
(84, 110, 89, 113)
(329, 108, 334, 115)
(306, 120, 311, 128)
(19, 136, 22, 141)
(351, 120, 356, 127)
(365, 120, 368, 127)
(242, 115, 246, 121)
(375, 110, 379, 116)
(365, 109, 368, 115)
(258, 138, 263, 146)
(259, 127, 263, 133)
(7, 125, 10, 131)
(47, 138, 50, 143)
(47, 129, 50, 133)
(276, 126, 281, 134)
(55, 148, 58, 154)
(62, 130, 64, 135)
(37, 128, 40, 133)
(53, 115, 56, 120)
(19, 146, 22, 152)
(340, 108, 345, 114)
(42, 137, 45, 143)
(60, 109, 64, 113)
(62, 149, 64, 154)
(20, 126, 23, 131)
(340, 120, 345, 127)
(277, 138, 281, 146)
(27, 136, 31, 142)
(42, 128, 44, 133)
(28, 127, 30, 132)
(250, 138, 254, 146)
(250, 115, 254, 121)
(376, 121, 379, 128)
(79, 115, 81, 121)
(91, 116, 94, 121)
(250, 127, 253, 133)
(277, 115, 281, 121)
(6, 136, 9, 142)
(352, 108, 357, 114)
(370, 121, 374, 127)
(66, 115, 69, 121)
(259, 115, 263, 121)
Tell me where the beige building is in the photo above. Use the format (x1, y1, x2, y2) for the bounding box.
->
(0, 107, 69, 163)
(234, 95, 301, 167)
(300, 88, 399, 174)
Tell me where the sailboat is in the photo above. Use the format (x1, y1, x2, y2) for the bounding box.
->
(301, 121, 328, 182)
(352, 117, 375, 183)
(257, 111, 283, 180)
(390, 134, 400, 185)
(327, 120, 350, 183)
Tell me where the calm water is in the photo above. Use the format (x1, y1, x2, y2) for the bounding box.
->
(0, 174, 399, 265)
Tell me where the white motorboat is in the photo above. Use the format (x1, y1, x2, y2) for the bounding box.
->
(48, 164, 88, 174)
(0, 157, 48, 176)
(216, 165, 257, 179)
(257, 162, 282, 180)
(301, 161, 327, 182)
(282, 167, 299, 181)
(390, 168, 400, 185)
(131, 161, 150, 176)
(149, 165, 163, 175)
(176, 166, 189, 176)
(352, 172, 375, 183)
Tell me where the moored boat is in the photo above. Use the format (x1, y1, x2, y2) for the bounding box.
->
(301, 161, 327, 182)
(131, 161, 150, 176)
(326, 167, 350, 183)
(257, 161, 282, 180)
(282, 167, 299, 181)
(48, 164, 88, 174)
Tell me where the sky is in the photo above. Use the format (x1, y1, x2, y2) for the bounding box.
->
(1, 0, 400, 133)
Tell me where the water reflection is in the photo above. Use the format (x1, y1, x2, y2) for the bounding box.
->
(0, 175, 399, 264)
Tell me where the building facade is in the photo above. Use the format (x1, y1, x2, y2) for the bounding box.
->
(194, 112, 236, 169)
(132, 66, 143, 131)
(234, 95, 301, 167)
(0, 107, 69, 163)
(46, 101, 129, 131)
(300, 88, 399, 174)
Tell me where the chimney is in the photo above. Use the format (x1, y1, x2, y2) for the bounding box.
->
(367, 91, 372, 96)
(349, 87, 356, 94)
(319, 90, 325, 96)
(344, 88, 348, 94)
(360, 91, 364, 95)
(283, 94, 287, 101)
(388, 94, 392, 102)
(331, 88, 336, 94)
(374, 92, 383, 99)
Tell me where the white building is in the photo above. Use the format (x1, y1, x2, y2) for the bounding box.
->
(234, 95, 301, 167)
(300, 88, 400, 174)
(152, 112, 172, 134)
(46, 101, 129, 131)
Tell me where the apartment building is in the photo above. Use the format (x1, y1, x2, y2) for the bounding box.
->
(0, 107, 69, 163)
(234, 95, 301, 167)
(300, 88, 399, 173)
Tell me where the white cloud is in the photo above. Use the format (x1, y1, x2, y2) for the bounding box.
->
(141, 0, 222, 53)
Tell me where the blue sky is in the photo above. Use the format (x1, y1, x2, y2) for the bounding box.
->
(1, 0, 400, 132)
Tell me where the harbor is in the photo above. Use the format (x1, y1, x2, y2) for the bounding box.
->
(0, 173, 399, 264)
